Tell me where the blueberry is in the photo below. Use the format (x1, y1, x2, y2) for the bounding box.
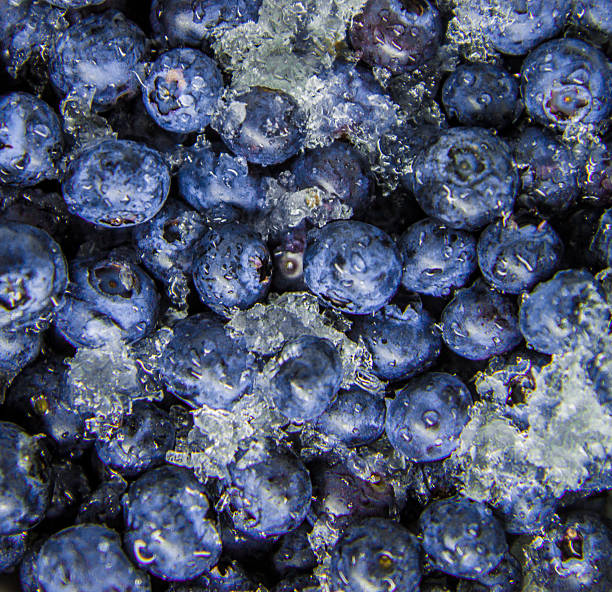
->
(54, 250, 159, 348)
(169, 562, 256, 592)
(584, 139, 612, 205)
(349, 0, 442, 74)
(76, 473, 127, 528)
(49, 10, 146, 108)
(398, 218, 477, 297)
(513, 127, 582, 214)
(518, 268, 610, 354)
(291, 141, 372, 215)
(225, 442, 312, 539)
(94, 401, 175, 478)
(478, 217, 564, 294)
(0, 326, 41, 378)
(33, 524, 151, 592)
(0, 531, 27, 573)
(123, 465, 221, 581)
(303, 220, 402, 314)
(570, 0, 612, 45)
(143, 48, 223, 133)
(273, 575, 320, 592)
(351, 298, 442, 381)
(0, 222, 67, 331)
(178, 147, 264, 217)
(521, 37, 612, 130)
(590, 209, 612, 268)
(45, 461, 90, 523)
(272, 523, 317, 577)
(385, 371, 472, 463)
(160, 314, 255, 410)
(219, 513, 278, 563)
(62, 139, 171, 228)
(271, 227, 307, 292)
(212, 86, 306, 166)
(419, 496, 507, 580)
(313, 385, 386, 447)
(0, 92, 62, 187)
(268, 335, 343, 422)
(442, 63, 520, 128)
(329, 517, 422, 592)
(193, 223, 272, 316)
(412, 128, 518, 231)
(0, 421, 49, 535)
(442, 280, 522, 360)
(457, 552, 522, 592)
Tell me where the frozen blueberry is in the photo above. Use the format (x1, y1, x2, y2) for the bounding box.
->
(584, 139, 612, 205)
(442, 63, 520, 128)
(399, 218, 477, 297)
(94, 401, 175, 478)
(518, 268, 610, 354)
(0, 531, 27, 573)
(212, 86, 306, 166)
(123, 465, 221, 581)
(385, 372, 472, 463)
(329, 518, 422, 592)
(33, 524, 151, 592)
(268, 335, 343, 422)
(478, 217, 564, 294)
(160, 314, 255, 410)
(291, 142, 372, 214)
(314, 385, 386, 447)
(273, 575, 320, 592)
(169, 562, 256, 592)
(225, 443, 312, 539)
(442, 280, 523, 361)
(590, 209, 612, 268)
(49, 10, 146, 108)
(62, 139, 171, 228)
(273, 523, 317, 577)
(0, 92, 62, 187)
(45, 461, 90, 524)
(143, 48, 223, 133)
(349, 0, 442, 74)
(457, 552, 522, 592)
(412, 128, 518, 230)
(193, 223, 272, 316)
(0, 421, 49, 535)
(513, 126, 582, 214)
(570, 0, 612, 45)
(303, 220, 402, 314)
(0, 222, 67, 331)
(0, 326, 42, 377)
(54, 250, 159, 348)
(76, 473, 127, 528)
(271, 227, 307, 292)
(351, 298, 442, 381)
(419, 497, 507, 580)
(178, 147, 264, 217)
(521, 37, 612, 129)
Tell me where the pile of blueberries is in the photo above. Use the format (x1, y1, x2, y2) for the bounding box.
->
(1, 0, 612, 590)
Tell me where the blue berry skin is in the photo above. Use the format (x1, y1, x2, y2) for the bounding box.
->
(590, 208, 612, 267)
(349, 0, 442, 74)
(212, 87, 307, 166)
(269, 335, 343, 422)
(193, 223, 272, 316)
(351, 299, 442, 381)
(571, 0, 612, 44)
(399, 218, 477, 297)
(123, 465, 222, 581)
(521, 38, 612, 130)
(303, 220, 402, 315)
(178, 147, 264, 217)
(329, 518, 422, 592)
(519, 269, 610, 354)
(292, 142, 372, 215)
(34, 524, 151, 592)
(168, 562, 256, 592)
(143, 48, 223, 134)
(226, 443, 312, 539)
(314, 385, 386, 447)
(483, 0, 572, 55)
(160, 314, 255, 410)
(62, 139, 171, 228)
(385, 372, 472, 463)
(0, 222, 67, 331)
(0, 92, 62, 187)
(442, 280, 523, 361)
(54, 251, 159, 348)
(584, 139, 612, 205)
(0, 531, 27, 573)
(94, 401, 175, 478)
(0, 421, 49, 535)
(525, 512, 612, 591)
(442, 63, 520, 129)
(0, 327, 42, 377)
(150, 0, 262, 49)
(412, 128, 518, 231)
(419, 497, 507, 580)
(513, 127, 581, 214)
(478, 217, 564, 294)
(49, 10, 146, 108)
